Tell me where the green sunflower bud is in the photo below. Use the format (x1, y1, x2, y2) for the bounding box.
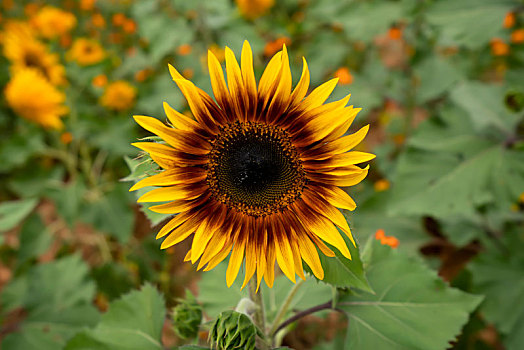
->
(209, 310, 260, 350)
(172, 291, 202, 339)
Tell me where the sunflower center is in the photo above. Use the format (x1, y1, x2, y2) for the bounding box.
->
(207, 122, 306, 217)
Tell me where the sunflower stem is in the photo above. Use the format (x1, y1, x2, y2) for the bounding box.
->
(268, 279, 305, 341)
(248, 279, 268, 350)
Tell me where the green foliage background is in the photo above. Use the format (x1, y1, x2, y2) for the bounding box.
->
(1, 0, 523, 349)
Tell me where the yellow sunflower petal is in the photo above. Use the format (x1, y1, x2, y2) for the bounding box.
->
(163, 102, 199, 131)
(290, 57, 310, 106)
(226, 239, 246, 287)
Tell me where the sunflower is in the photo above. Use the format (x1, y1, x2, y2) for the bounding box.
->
(2, 30, 66, 86)
(66, 38, 106, 66)
(100, 80, 137, 111)
(5, 68, 68, 129)
(30, 6, 76, 39)
(131, 41, 374, 289)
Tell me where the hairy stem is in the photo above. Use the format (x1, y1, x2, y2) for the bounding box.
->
(248, 279, 268, 350)
(274, 301, 342, 335)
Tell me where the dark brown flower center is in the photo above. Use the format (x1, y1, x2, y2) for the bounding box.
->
(207, 122, 305, 217)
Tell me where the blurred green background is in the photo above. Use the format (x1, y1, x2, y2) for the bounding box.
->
(1, 0, 523, 349)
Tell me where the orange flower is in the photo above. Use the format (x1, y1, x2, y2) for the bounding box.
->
(374, 179, 390, 192)
(182, 68, 194, 79)
(375, 229, 399, 248)
(80, 0, 96, 11)
(503, 12, 515, 29)
(511, 29, 524, 44)
(264, 37, 291, 57)
(236, 0, 275, 19)
(91, 13, 106, 28)
(334, 67, 353, 85)
(490, 38, 509, 56)
(388, 27, 402, 40)
(60, 34, 72, 48)
(60, 132, 73, 144)
(31, 6, 77, 39)
(177, 44, 192, 56)
(208, 44, 225, 62)
(92, 74, 107, 87)
(24, 3, 40, 16)
(134, 68, 152, 82)
(122, 19, 137, 34)
(112, 13, 126, 26)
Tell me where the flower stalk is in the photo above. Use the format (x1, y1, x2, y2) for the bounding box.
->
(248, 279, 269, 350)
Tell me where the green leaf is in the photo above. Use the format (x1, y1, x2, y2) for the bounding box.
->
(338, 239, 483, 350)
(414, 56, 462, 104)
(1, 255, 100, 350)
(450, 81, 519, 133)
(0, 198, 38, 233)
(470, 238, 524, 350)
(336, 2, 403, 43)
(174, 346, 210, 350)
(124, 155, 171, 226)
(16, 213, 53, 265)
(426, 0, 513, 49)
(81, 183, 134, 243)
(389, 106, 524, 218)
(0, 128, 45, 172)
(306, 233, 372, 293)
(66, 284, 166, 350)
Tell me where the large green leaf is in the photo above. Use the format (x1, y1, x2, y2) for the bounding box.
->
(450, 81, 519, 133)
(0, 198, 38, 233)
(389, 107, 524, 218)
(336, 2, 403, 43)
(338, 239, 483, 350)
(414, 56, 462, 104)
(470, 236, 524, 350)
(16, 213, 53, 265)
(66, 283, 166, 350)
(1, 255, 100, 350)
(426, 0, 513, 49)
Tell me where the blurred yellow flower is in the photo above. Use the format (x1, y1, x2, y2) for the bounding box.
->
(31, 6, 77, 39)
(5, 69, 68, 129)
(236, 0, 274, 19)
(2, 27, 66, 85)
(67, 38, 106, 66)
(100, 80, 136, 111)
